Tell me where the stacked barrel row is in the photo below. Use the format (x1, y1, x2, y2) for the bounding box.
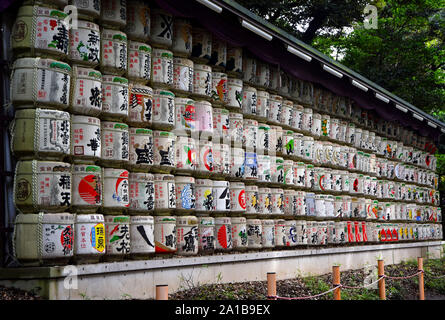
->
(9, 0, 442, 266)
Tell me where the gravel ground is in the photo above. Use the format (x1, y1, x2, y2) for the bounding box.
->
(0, 285, 42, 300)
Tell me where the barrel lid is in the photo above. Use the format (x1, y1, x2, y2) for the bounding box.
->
(230, 182, 245, 188)
(228, 78, 243, 85)
(194, 64, 212, 72)
(129, 172, 154, 180)
(175, 176, 195, 184)
(213, 180, 229, 187)
(284, 220, 296, 225)
(102, 122, 128, 130)
(175, 97, 194, 104)
(77, 20, 100, 31)
(246, 219, 261, 224)
(101, 29, 127, 41)
(229, 112, 243, 118)
(17, 6, 68, 19)
(245, 185, 258, 191)
(294, 104, 304, 110)
(195, 100, 212, 107)
(213, 108, 229, 115)
(199, 217, 215, 225)
(269, 94, 282, 100)
(243, 119, 258, 126)
(130, 127, 153, 135)
(102, 75, 129, 85)
(130, 216, 154, 223)
(215, 217, 231, 224)
(129, 41, 152, 52)
(153, 130, 175, 138)
(15, 212, 74, 224)
(13, 57, 71, 73)
(259, 187, 271, 193)
(16, 160, 70, 174)
(75, 214, 104, 223)
(72, 164, 101, 173)
(176, 216, 198, 225)
(231, 217, 246, 223)
(15, 108, 70, 120)
(154, 216, 176, 223)
(261, 219, 275, 225)
(283, 100, 293, 107)
(195, 179, 212, 186)
(211, 71, 227, 78)
(283, 189, 296, 195)
(103, 168, 128, 178)
(274, 219, 286, 224)
(243, 85, 257, 92)
(104, 215, 130, 223)
(272, 188, 283, 193)
(73, 65, 102, 79)
(71, 115, 100, 124)
(153, 173, 175, 181)
(154, 89, 175, 97)
(257, 90, 269, 97)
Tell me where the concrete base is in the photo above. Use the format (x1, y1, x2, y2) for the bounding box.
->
(1, 241, 444, 300)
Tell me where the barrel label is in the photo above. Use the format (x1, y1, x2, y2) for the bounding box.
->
(35, 14, 69, 55)
(129, 50, 151, 81)
(199, 226, 215, 251)
(39, 114, 70, 153)
(76, 173, 101, 206)
(42, 223, 74, 258)
(129, 88, 153, 124)
(102, 39, 127, 71)
(107, 222, 130, 254)
(36, 69, 70, 106)
(70, 28, 100, 63)
(91, 223, 105, 253)
(216, 224, 232, 249)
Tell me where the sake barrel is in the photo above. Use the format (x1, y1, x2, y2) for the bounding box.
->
(104, 216, 130, 260)
(12, 108, 70, 161)
(100, 29, 127, 75)
(100, 121, 129, 166)
(14, 160, 71, 213)
(283, 131, 295, 158)
(14, 212, 74, 266)
(271, 156, 284, 184)
(318, 221, 328, 245)
(210, 37, 227, 69)
(229, 112, 243, 147)
(231, 217, 247, 250)
(242, 55, 257, 84)
(150, 8, 173, 48)
(72, 164, 102, 212)
(153, 174, 176, 213)
(256, 62, 270, 89)
(302, 108, 313, 133)
(257, 123, 270, 155)
(70, 115, 101, 163)
(195, 100, 214, 137)
(171, 18, 192, 57)
(243, 119, 258, 152)
(245, 185, 259, 215)
(280, 100, 294, 129)
(12, 6, 69, 58)
(261, 219, 275, 248)
(100, 0, 127, 28)
(69, 20, 100, 66)
(197, 140, 214, 175)
(246, 219, 262, 248)
(175, 176, 196, 213)
(244, 152, 258, 181)
(172, 57, 193, 95)
(268, 95, 282, 125)
(212, 108, 230, 141)
(127, 41, 152, 83)
(151, 48, 174, 88)
(127, 84, 153, 127)
(215, 217, 232, 251)
(125, 0, 150, 42)
(101, 75, 129, 121)
(256, 91, 270, 121)
(102, 168, 129, 212)
(175, 136, 197, 174)
(230, 182, 246, 213)
(211, 72, 228, 104)
(74, 214, 105, 262)
(274, 219, 286, 247)
(70, 66, 102, 116)
(258, 187, 273, 215)
(296, 220, 308, 244)
(271, 188, 284, 215)
(283, 189, 297, 216)
(191, 27, 212, 62)
(198, 216, 215, 252)
(70, 0, 101, 20)
(195, 179, 214, 213)
(213, 180, 230, 212)
(11, 57, 71, 109)
(212, 143, 231, 176)
(153, 130, 176, 172)
(176, 216, 198, 255)
(230, 147, 245, 179)
(284, 220, 297, 247)
(226, 45, 243, 74)
(128, 127, 154, 170)
(130, 215, 155, 256)
(241, 86, 257, 117)
(128, 172, 154, 213)
(154, 216, 176, 253)
(226, 78, 243, 109)
(257, 154, 271, 183)
(193, 64, 212, 98)
(152, 89, 175, 130)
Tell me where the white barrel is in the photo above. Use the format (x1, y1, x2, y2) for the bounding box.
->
(226, 46, 243, 73)
(296, 220, 308, 244)
(70, 66, 102, 116)
(268, 95, 282, 125)
(175, 176, 196, 212)
(244, 151, 258, 181)
(104, 215, 130, 257)
(255, 61, 270, 88)
(242, 55, 257, 84)
(215, 217, 232, 251)
(14, 212, 74, 265)
(72, 164, 102, 212)
(257, 91, 269, 121)
(150, 8, 173, 48)
(153, 174, 176, 212)
(154, 216, 177, 253)
(195, 100, 214, 136)
(69, 20, 100, 66)
(197, 140, 214, 175)
(12, 108, 70, 161)
(226, 78, 243, 109)
(213, 180, 230, 212)
(211, 72, 228, 104)
(153, 130, 176, 171)
(11, 57, 71, 109)
(127, 41, 152, 83)
(229, 112, 243, 146)
(193, 64, 212, 97)
(153, 89, 175, 130)
(128, 127, 154, 170)
(242, 85, 257, 117)
(74, 214, 105, 260)
(101, 75, 129, 121)
(305, 164, 314, 189)
(302, 108, 313, 133)
(100, 29, 127, 75)
(271, 156, 284, 184)
(283, 131, 295, 158)
(175, 135, 197, 173)
(102, 168, 129, 211)
(70, 0, 101, 19)
(100, 121, 129, 165)
(283, 220, 297, 247)
(125, 0, 150, 42)
(172, 18, 192, 56)
(100, 0, 126, 28)
(195, 179, 214, 212)
(280, 100, 293, 128)
(294, 162, 305, 187)
(230, 147, 245, 179)
(231, 217, 248, 249)
(152, 48, 174, 87)
(212, 143, 231, 176)
(261, 219, 275, 248)
(311, 113, 321, 137)
(257, 155, 271, 183)
(283, 190, 297, 216)
(130, 215, 155, 255)
(273, 219, 286, 247)
(191, 27, 212, 61)
(245, 185, 259, 214)
(129, 172, 154, 213)
(302, 136, 314, 161)
(258, 187, 273, 215)
(271, 188, 284, 215)
(198, 216, 215, 252)
(173, 57, 193, 94)
(176, 216, 199, 255)
(128, 84, 153, 126)
(257, 123, 270, 155)
(246, 219, 262, 248)
(14, 160, 71, 213)
(212, 108, 230, 140)
(210, 37, 227, 68)
(12, 6, 69, 59)
(230, 182, 246, 213)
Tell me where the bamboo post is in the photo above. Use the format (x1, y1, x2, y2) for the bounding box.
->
(156, 284, 169, 300)
(418, 257, 424, 300)
(377, 259, 386, 300)
(333, 265, 341, 300)
(267, 272, 277, 300)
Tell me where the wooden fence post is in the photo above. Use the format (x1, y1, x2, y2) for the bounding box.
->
(418, 257, 425, 300)
(378, 259, 386, 300)
(333, 265, 341, 300)
(156, 284, 169, 300)
(267, 272, 277, 300)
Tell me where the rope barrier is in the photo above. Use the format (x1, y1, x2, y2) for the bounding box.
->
(268, 285, 342, 300)
(384, 270, 423, 280)
(341, 275, 386, 290)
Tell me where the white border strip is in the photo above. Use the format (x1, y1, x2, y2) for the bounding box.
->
(241, 20, 273, 41)
(287, 45, 312, 62)
(323, 64, 343, 78)
(195, 0, 223, 13)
